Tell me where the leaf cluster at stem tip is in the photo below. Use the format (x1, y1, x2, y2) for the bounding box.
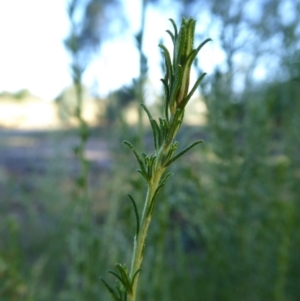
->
(120, 18, 210, 182)
(120, 17, 210, 189)
(159, 17, 211, 118)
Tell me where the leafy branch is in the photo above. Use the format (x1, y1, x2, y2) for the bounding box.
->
(102, 17, 210, 301)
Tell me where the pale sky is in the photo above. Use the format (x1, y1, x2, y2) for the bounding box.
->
(0, 0, 70, 100)
(0, 0, 218, 101)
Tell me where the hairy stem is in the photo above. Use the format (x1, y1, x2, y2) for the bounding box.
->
(129, 171, 163, 301)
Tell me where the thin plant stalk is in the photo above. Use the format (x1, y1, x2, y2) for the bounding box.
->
(102, 17, 211, 301)
(127, 138, 178, 301)
(129, 162, 165, 301)
(135, 0, 148, 150)
(64, 2, 94, 297)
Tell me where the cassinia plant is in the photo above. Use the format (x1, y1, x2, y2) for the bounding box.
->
(102, 17, 211, 301)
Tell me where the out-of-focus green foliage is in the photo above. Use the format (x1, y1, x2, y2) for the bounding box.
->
(55, 85, 90, 123)
(0, 89, 34, 101)
(1, 80, 299, 301)
(105, 84, 136, 125)
(64, 0, 124, 61)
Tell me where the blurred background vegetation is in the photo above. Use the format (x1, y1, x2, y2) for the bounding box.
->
(0, 0, 300, 300)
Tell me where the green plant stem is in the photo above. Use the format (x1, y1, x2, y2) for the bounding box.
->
(129, 167, 165, 301)
(129, 134, 178, 301)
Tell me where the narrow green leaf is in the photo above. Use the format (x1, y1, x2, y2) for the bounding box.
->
(186, 38, 212, 68)
(182, 38, 211, 81)
(137, 170, 148, 182)
(148, 172, 172, 216)
(195, 38, 212, 54)
(185, 19, 196, 58)
(158, 117, 164, 129)
(169, 18, 178, 38)
(166, 109, 184, 145)
(128, 194, 140, 237)
(160, 79, 170, 121)
(146, 163, 152, 179)
(158, 118, 168, 142)
(164, 140, 203, 167)
(115, 264, 133, 294)
(186, 39, 211, 78)
(169, 65, 183, 114)
(123, 140, 148, 181)
(178, 19, 194, 67)
(101, 278, 120, 301)
(115, 286, 125, 301)
(158, 44, 172, 83)
(146, 155, 156, 179)
(163, 141, 179, 166)
(140, 103, 160, 150)
(152, 120, 161, 149)
(182, 73, 207, 108)
(173, 29, 184, 67)
(140, 103, 153, 121)
(160, 78, 169, 100)
(131, 269, 142, 287)
(166, 29, 174, 42)
(147, 184, 164, 216)
(176, 63, 191, 105)
(160, 172, 172, 186)
(115, 263, 132, 294)
(107, 271, 127, 289)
